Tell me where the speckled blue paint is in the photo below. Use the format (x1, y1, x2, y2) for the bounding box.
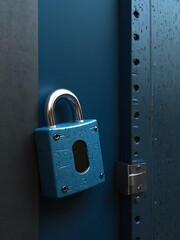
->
(35, 120, 105, 198)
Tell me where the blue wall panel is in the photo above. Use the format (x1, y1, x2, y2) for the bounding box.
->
(151, 1, 180, 239)
(39, 0, 120, 239)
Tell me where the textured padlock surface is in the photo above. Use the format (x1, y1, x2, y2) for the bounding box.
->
(35, 119, 105, 198)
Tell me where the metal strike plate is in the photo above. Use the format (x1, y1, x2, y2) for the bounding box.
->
(116, 161, 147, 195)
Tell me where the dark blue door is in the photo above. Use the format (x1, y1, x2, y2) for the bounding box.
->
(39, 0, 180, 240)
(39, 0, 120, 239)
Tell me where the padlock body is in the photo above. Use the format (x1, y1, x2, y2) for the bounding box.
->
(35, 119, 105, 198)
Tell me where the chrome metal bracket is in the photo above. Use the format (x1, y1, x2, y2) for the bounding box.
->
(116, 161, 147, 195)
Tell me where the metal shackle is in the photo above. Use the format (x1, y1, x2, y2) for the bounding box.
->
(45, 89, 83, 126)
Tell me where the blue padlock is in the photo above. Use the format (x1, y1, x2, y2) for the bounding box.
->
(35, 89, 105, 198)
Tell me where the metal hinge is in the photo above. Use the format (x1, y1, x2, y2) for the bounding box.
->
(116, 161, 147, 195)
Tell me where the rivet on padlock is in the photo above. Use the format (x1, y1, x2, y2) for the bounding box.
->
(35, 89, 105, 198)
(53, 134, 60, 140)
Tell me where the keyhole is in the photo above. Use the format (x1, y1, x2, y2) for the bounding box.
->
(72, 140, 89, 173)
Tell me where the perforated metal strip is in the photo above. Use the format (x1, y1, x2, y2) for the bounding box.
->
(131, 1, 152, 240)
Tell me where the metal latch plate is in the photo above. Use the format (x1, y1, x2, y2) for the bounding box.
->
(116, 161, 147, 195)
